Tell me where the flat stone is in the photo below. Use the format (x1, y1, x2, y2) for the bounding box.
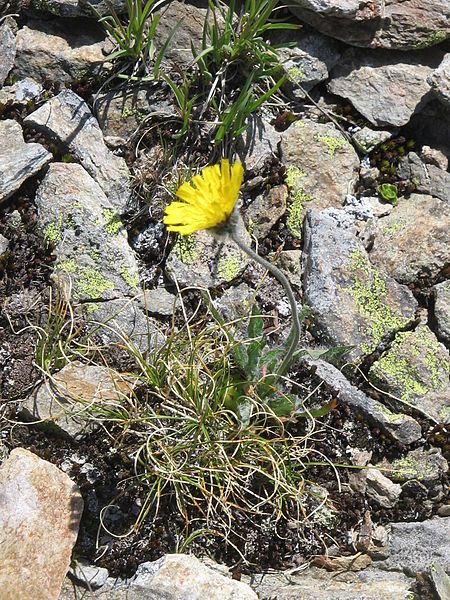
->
(69, 559, 109, 589)
(0, 120, 52, 204)
(433, 281, 450, 346)
(247, 566, 413, 600)
(365, 468, 402, 508)
(21, 361, 133, 438)
(370, 194, 450, 285)
(13, 19, 107, 84)
(430, 564, 450, 600)
(368, 326, 450, 423)
(35, 163, 163, 351)
(244, 185, 287, 239)
(30, 0, 126, 17)
(0, 77, 43, 106)
(379, 517, 450, 575)
(352, 127, 392, 154)
(420, 145, 449, 171)
(304, 359, 422, 445)
(280, 120, 359, 237)
(236, 118, 281, 174)
(429, 53, 450, 109)
(288, 0, 450, 50)
(302, 211, 417, 359)
(384, 447, 448, 484)
(0, 448, 83, 600)
(165, 224, 252, 289)
(25, 90, 130, 212)
(141, 288, 179, 316)
(397, 152, 450, 204)
(328, 48, 441, 127)
(0, 21, 16, 87)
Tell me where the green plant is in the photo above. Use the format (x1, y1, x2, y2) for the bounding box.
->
(377, 183, 398, 206)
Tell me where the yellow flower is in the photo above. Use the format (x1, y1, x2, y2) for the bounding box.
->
(163, 159, 244, 235)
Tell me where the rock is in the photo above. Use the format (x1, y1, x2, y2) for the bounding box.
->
(31, 0, 126, 17)
(0, 77, 43, 106)
(397, 152, 450, 204)
(280, 120, 359, 236)
(244, 185, 287, 239)
(302, 211, 417, 359)
(0, 448, 83, 600)
(304, 359, 422, 445)
(25, 90, 130, 212)
(60, 554, 258, 599)
(165, 225, 252, 289)
(370, 194, 450, 285)
(429, 53, 450, 108)
(328, 48, 441, 127)
(277, 30, 342, 99)
(0, 233, 9, 255)
(35, 163, 162, 351)
(385, 447, 448, 483)
(352, 127, 392, 154)
(95, 86, 174, 142)
(247, 566, 413, 600)
(277, 250, 303, 289)
(433, 281, 450, 346)
(0, 21, 16, 87)
(13, 19, 108, 83)
(379, 517, 450, 575)
(69, 559, 109, 589)
(288, 0, 450, 50)
(0, 120, 52, 204)
(408, 100, 450, 151)
(236, 118, 281, 174)
(367, 197, 393, 218)
(430, 564, 450, 600)
(438, 505, 450, 517)
(365, 468, 402, 508)
(420, 145, 449, 171)
(213, 282, 255, 326)
(21, 361, 133, 438)
(141, 288, 179, 316)
(368, 326, 450, 423)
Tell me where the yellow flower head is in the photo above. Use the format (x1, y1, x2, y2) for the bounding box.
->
(163, 159, 244, 235)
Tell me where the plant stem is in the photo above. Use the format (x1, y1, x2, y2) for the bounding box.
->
(230, 230, 301, 376)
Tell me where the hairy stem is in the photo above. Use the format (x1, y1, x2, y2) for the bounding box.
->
(230, 230, 300, 376)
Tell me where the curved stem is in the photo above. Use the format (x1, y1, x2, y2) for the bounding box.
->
(230, 230, 301, 377)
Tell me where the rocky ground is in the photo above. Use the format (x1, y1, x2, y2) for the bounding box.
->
(0, 0, 449, 599)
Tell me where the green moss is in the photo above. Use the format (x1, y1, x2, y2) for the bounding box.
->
(120, 266, 139, 290)
(43, 217, 63, 246)
(121, 106, 146, 121)
(346, 249, 411, 354)
(285, 165, 306, 188)
(412, 29, 448, 49)
(316, 133, 347, 158)
(173, 235, 198, 265)
(102, 209, 123, 235)
(88, 248, 102, 263)
(285, 166, 314, 238)
(217, 252, 242, 282)
(76, 267, 115, 299)
(287, 66, 306, 85)
(382, 222, 402, 236)
(58, 259, 78, 274)
(389, 455, 420, 482)
(376, 402, 407, 424)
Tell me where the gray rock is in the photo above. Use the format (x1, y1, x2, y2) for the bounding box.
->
(0, 120, 52, 204)
(397, 152, 450, 204)
(420, 145, 449, 170)
(247, 566, 413, 600)
(25, 90, 130, 212)
(367, 197, 393, 218)
(0, 21, 16, 87)
(0, 233, 9, 255)
(352, 127, 392, 153)
(384, 447, 448, 484)
(69, 560, 109, 590)
(365, 468, 402, 508)
(141, 288, 179, 317)
(213, 282, 255, 333)
(244, 185, 287, 239)
(30, 0, 126, 17)
(304, 359, 422, 445)
(236, 117, 281, 174)
(0, 77, 43, 105)
(380, 517, 450, 575)
(288, 0, 450, 50)
(35, 163, 162, 351)
(0, 448, 83, 600)
(328, 48, 442, 127)
(370, 194, 450, 285)
(277, 30, 342, 98)
(302, 211, 417, 359)
(280, 120, 359, 236)
(165, 225, 251, 289)
(277, 250, 303, 289)
(368, 326, 450, 423)
(95, 86, 174, 142)
(430, 564, 450, 600)
(13, 19, 108, 83)
(21, 361, 134, 438)
(433, 281, 450, 346)
(429, 53, 450, 108)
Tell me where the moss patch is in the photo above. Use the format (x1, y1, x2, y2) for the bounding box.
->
(120, 266, 139, 290)
(173, 235, 198, 265)
(287, 66, 306, 85)
(316, 133, 347, 158)
(217, 252, 242, 282)
(101, 209, 123, 236)
(285, 166, 314, 238)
